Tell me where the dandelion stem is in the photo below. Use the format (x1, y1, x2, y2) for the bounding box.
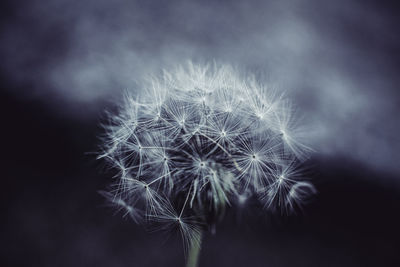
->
(186, 231, 202, 267)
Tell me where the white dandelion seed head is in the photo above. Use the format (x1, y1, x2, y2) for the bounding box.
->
(98, 61, 315, 246)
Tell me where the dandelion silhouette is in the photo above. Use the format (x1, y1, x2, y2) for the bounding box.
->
(98, 62, 316, 267)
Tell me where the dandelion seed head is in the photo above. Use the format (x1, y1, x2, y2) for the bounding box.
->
(99, 61, 315, 246)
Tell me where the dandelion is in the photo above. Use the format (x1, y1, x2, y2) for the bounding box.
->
(98, 62, 315, 267)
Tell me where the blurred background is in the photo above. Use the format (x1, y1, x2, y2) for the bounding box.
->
(1, 0, 399, 266)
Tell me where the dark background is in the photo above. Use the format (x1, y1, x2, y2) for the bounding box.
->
(1, 0, 400, 266)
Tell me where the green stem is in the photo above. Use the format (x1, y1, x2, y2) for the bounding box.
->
(186, 231, 203, 267)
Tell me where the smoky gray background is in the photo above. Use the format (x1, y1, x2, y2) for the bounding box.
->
(1, 0, 399, 176)
(2, 1, 400, 267)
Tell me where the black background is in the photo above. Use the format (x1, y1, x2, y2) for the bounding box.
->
(1, 0, 400, 266)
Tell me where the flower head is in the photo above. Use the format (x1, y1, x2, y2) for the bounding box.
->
(99, 62, 315, 247)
